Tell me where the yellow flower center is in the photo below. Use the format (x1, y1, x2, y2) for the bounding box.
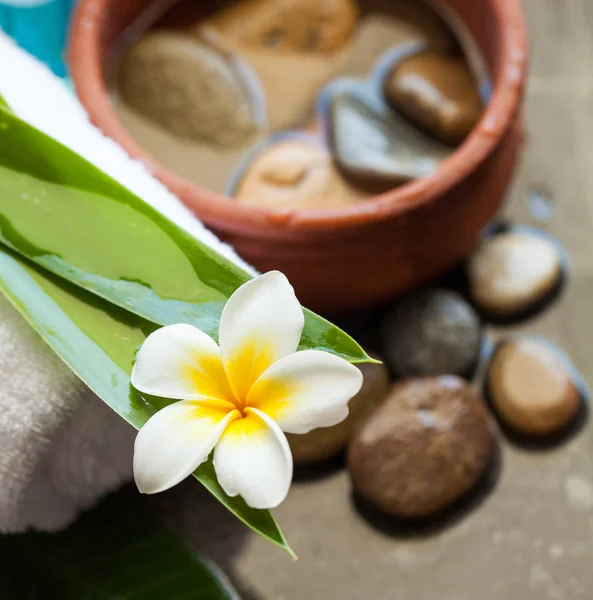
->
(223, 338, 276, 407)
(182, 340, 293, 422)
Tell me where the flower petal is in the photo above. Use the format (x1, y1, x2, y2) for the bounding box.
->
(219, 271, 305, 403)
(213, 407, 293, 509)
(134, 400, 240, 494)
(247, 349, 364, 434)
(131, 323, 234, 402)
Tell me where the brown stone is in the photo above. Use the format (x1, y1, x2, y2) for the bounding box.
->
(233, 139, 367, 209)
(287, 359, 390, 465)
(348, 376, 494, 518)
(488, 339, 581, 437)
(118, 32, 259, 146)
(383, 51, 483, 145)
(467, 232, 562, 317)
(202, 0, 358, 53)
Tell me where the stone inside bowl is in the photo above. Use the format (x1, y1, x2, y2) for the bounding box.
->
(117, 28, 267, 146)
(227, 131, 368, 210)
(322, 76, 451, 193)
(113, 0, 489, 198)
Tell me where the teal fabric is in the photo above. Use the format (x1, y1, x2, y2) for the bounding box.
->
(0, 0, 75, 78)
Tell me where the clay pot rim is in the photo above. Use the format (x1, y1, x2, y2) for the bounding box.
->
(68, 0, 527, 235)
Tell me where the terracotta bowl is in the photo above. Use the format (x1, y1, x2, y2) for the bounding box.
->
(68, 0, 527, 314)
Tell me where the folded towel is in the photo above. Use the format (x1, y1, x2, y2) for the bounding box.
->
(0, 32, 255, 533)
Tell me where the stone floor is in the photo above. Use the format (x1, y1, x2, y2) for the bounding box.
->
(152, 2, 593, 598)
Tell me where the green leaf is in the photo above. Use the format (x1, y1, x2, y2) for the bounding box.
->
(0, 248, 293, 555)
(0, 85, 368, 555)
(0, 489, 241, 599)
(0, 106, 370, 363)
(0, 94, 10, 111)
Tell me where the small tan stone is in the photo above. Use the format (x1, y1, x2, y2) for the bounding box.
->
(203, 0, 358, 53)
(488, 339, 580, 437)
(287, 360, 389, 465)
(348, 376, 494, 518)
(467, 232, 562, 317)
(234, 139, 367, 210)
(384, 51, 482, 145)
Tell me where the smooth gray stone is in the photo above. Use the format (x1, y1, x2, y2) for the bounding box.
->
(382, 288, 482, 377)
(324, 78, 451, 192)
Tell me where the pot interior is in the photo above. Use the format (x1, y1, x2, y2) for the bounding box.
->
(96, 0, 496, 214)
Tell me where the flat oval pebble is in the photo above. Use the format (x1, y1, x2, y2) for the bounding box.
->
(287, 359, 389, 465)
(487, 339, 581, 437)
(233, 138, 367, 209)
(203, 0, 358, 53)
(382, 289, 481, 377)
(118, 32, 260, 146)
(383, 51, 482, 145)
(327, 82, 450, 191)
(467, 232, 562, 317)
(348, 376, 494, 518)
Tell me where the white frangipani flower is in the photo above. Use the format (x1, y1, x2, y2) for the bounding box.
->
(131, 271, 363, 509)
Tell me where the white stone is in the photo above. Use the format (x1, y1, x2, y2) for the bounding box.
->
(467, 232, 561, 316)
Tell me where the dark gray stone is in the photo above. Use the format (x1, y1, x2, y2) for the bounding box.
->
(382, 289, 481, 377)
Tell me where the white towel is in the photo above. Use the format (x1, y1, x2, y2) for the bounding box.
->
(0, 32, 255, 533)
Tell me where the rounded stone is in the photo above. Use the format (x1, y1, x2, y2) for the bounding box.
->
(467, 232, 562, 318)
(383, 51, 483, 145)
(348, 376, 494, 518)
(328, 85, 450, 192)
(381, 289, 481, 377)
(487, 338, 581, 437)
(234, 139, 366, 209)
(287, 359, 390, 465)
(118, 32, 258, 146)
(203, 0, 358, 53)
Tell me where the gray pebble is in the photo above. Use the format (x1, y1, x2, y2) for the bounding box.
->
(382, 289, 481, 377)
(327, 82, 450, 192)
